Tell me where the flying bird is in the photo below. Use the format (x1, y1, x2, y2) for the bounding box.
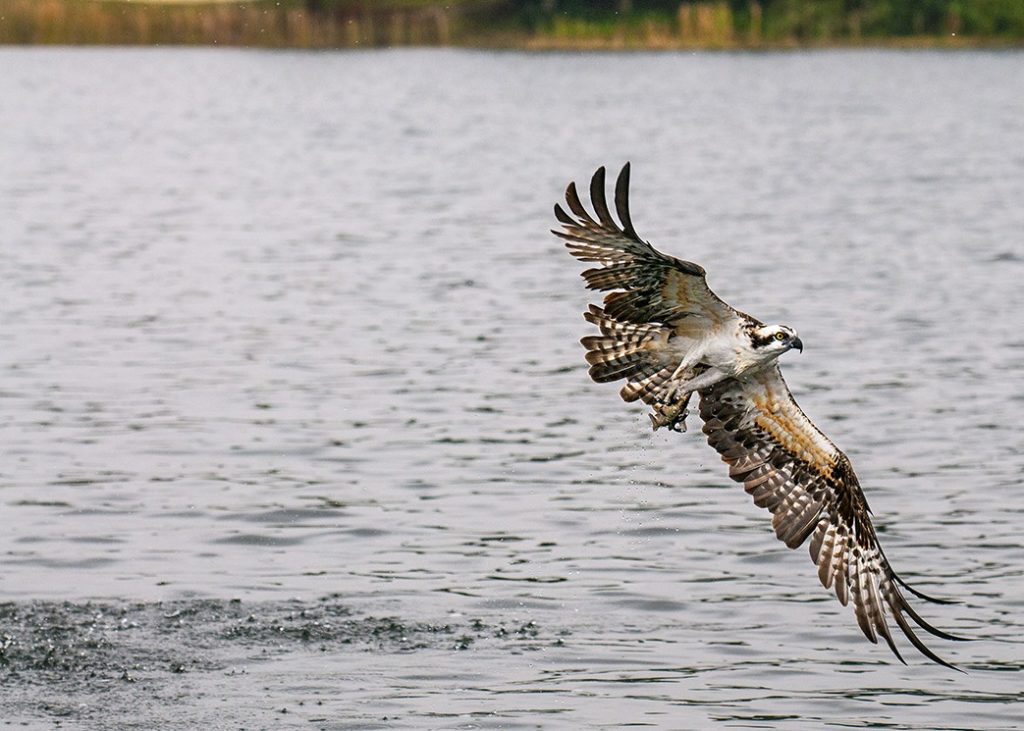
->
(554, 163, 964, 668)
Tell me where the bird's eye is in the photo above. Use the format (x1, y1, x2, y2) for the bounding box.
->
(774, 332, 786, 341)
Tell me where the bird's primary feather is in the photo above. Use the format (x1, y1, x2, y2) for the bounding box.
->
(554, 163, 965, 668)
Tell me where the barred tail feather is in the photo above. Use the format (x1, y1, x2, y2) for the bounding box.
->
(581, 305, 674, 399)
(620, 365, 677, 404)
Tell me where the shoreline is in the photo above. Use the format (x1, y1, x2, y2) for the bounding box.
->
(2, 37, 1022, 51)
(1, 0, 1022, 51)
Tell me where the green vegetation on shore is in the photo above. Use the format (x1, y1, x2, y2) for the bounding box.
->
(1, 0, 1022, 49)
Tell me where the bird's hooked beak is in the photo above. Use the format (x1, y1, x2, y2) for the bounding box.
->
(791, 337, 804, 353)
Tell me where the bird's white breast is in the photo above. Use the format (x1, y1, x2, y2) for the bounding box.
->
(704, 327, 767, 375)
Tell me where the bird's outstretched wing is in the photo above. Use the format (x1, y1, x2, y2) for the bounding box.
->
(553, 164, 750, 329)
(700, 365, 965, 668)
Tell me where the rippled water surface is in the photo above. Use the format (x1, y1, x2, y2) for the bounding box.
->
(1, 48, 1023, 729)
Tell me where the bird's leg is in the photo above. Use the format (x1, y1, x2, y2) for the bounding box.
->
(665, 366, 730, 397)
(668, 345, 705, 383)
(649, 366, 733, 432)
(647, 346, 712, 432)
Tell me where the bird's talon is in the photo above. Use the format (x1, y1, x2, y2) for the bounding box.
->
(649, 403, 688, 433)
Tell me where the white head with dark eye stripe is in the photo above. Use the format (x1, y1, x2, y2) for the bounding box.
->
(752, 325, 803, 355)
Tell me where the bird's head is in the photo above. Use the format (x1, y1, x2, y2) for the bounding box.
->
(752, 324, 803, 357)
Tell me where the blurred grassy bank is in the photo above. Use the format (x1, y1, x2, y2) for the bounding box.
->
(1, 0, 1022, 49)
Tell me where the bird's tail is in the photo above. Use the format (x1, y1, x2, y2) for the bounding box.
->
(581, 304, 679, 407)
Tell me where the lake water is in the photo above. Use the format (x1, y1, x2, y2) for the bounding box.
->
(1, 47, 1023, 729)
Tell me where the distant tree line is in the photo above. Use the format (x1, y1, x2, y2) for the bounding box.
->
(1, 0, 1021, 47)
(300, 0, 1024, 40)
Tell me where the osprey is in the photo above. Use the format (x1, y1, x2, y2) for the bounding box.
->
(554, 163, 964, 668)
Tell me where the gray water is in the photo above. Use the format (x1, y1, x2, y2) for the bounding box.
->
(1, 47, 1023, 729)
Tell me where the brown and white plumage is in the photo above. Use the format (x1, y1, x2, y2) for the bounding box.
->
(554, 163, 965, 668)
